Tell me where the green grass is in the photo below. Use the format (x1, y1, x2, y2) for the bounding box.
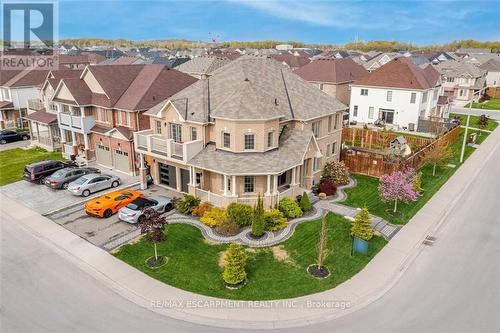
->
(451, 113, 499, 132)
(343, 127, 480, 225)
(0, 147, 64, 186)
(465, 98, 500, 110)
(114, 213, 386, 300)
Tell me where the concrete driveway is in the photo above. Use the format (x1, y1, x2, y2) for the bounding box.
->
(0, 166, 139, 214)
(0, 139, 30, 151)
(45, 185, 179, 250)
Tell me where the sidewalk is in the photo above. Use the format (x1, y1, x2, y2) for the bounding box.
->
(3, 127, 499, 329)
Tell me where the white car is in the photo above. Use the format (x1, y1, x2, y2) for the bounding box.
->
(118, 196, 173, 223)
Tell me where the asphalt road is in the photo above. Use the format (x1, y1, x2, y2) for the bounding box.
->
(1, 137, 499, 333)
(452, 106, 500, 120)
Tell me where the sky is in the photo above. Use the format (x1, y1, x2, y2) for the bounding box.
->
(57, 0, 500, 45)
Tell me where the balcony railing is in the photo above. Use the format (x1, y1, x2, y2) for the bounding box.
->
(58, 113, 95, 133)
(27, 99, 44, 111)
(134, 129, 204, 163)
(63, 142, 76, 156)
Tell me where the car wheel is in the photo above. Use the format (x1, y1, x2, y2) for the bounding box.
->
(82, 189, 90, 197)
(39, 177, 45, 184)
(137, 215, 145, 223)
(62, 182, 69, 189)
(165, 203, 173, 212)
(0, 139, 6, 144)
(22, 136, 28, 141)
(111, 180, 119, 188)
(103, 209, 112, 218)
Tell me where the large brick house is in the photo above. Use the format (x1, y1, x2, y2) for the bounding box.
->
(134, 56, 347, 207)
(49, 64, 197, 174)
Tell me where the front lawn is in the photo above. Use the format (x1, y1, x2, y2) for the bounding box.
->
(114, 213, 386, 300)
(343, 127, 480, 224)
(451, 113, 499, 132)
(0, 147, 64, 186)
(465, 98, 500, 110)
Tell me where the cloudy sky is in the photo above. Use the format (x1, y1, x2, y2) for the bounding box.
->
(58, 0, 500, 45)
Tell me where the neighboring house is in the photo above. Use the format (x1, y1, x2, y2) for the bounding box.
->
(176, 56, 231, 79)
(349, 57, 446, 130)
(434, 60, 487, 100)
(479, 59, 500, 86)
(57, 44, 80, 54)
(270, 53, 311, 70)
(134, 56, 347, 208)
(0, 69, 49, 129)
(49, 64, 197, 174)
(25, 69, 83, 151)
(294, 58, 369, 105)
(456, 48, 491, 55)
(362, 52, 402, 71)
(59, 53, 106, 69)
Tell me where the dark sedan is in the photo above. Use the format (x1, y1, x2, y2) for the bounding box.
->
(44, 167, 101, 189)
(0, 130, 29, 144)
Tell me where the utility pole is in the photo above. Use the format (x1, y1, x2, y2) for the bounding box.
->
(459, 86, 487, 164)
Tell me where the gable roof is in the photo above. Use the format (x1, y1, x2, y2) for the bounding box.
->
(52, 64, 197, 110)
(270, 53, 311, 69)
(176, 56, 231, 76)
(479, 59, 500, 72)
(1, 69, 49, 88)
(294, 58, 368, 84)
(353, 57, 440, 90)
(433, 60, 486, 78)
(146, 56, 347, 123)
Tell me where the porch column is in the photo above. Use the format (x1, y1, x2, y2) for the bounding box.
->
(291, 167, 297, 185)
(83, 133, 89, 150)
(266, 174, 271, 195)
(223, 174, 228, 196)
(273, 174, 278, 194)
(175, 167, 181, 192)
(189, 166, 194, 186)
(71, 130, 76, 145)
(232, 176, 236, 196)
(36, 123, 40, 142)
(139, 153, 147, 190)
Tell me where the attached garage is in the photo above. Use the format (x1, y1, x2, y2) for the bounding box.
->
(113, 149, 130, 173)
(95, 144, 112, 167)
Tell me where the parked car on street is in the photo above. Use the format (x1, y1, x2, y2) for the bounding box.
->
(23, 160, 78, 184)
(67, 173, 120, 197)
(118, 196, 174, 223)
(0, 130, 29, 144)
(84, 190, 144, 218)
(44, 167, 100, 189)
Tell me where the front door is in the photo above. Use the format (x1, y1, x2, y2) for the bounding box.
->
(158, 162, 176, 189)
(180, 169, 190, 193)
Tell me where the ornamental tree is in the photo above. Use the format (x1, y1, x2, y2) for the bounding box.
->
(422, 141, 453, 176)
(378, 170, 418, 213)
(223, 243, 248, 286)
(351, 208, 374, 241)
(137, 208, 169, 262)
(322, 161, 350, 185)
(251, 195, 265, 237)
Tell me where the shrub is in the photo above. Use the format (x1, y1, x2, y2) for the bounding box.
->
(351, 208, 374, 241)
(177, 195, 201, 215)
(216, 218, 240, 236)
(278, 197, 303, 219)
(251, 195, 265, 237)
(223, 243, 247, 286)
(264, 209, 288, 231)
(318, 178, 337, 196)
(413, 171, 423, 194)
(299, 191, 312, 212)
(192, 202, 212, 217)
(227, 203, 254, 227)
(200, 208, 227, 227)
(322, 161, 350, 185)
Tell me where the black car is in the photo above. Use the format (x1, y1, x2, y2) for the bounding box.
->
(0, 130, 29, 144)
(23, 160, 78, 184)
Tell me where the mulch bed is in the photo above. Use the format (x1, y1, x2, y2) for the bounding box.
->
(145, 256, 168, 269)
(307, 264, 331, 279)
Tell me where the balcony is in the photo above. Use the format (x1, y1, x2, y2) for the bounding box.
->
(58, 113, 95, 133)
(27, 99, 44, 112)
(134, 129, 204, 163)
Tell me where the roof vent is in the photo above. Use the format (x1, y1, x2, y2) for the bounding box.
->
(152, 96, 156, 101)
(274, 98, 279, 106)
(244, 78, 249, 82)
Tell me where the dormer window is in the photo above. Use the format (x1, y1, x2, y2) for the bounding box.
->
(244, 133, 255, 150)
(267, 131, 274, 148)
(223, 132, 231, 148)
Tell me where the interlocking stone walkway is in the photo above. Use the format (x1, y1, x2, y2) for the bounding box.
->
(163, 177, 401, 247)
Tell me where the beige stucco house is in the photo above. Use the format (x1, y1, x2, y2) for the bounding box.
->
(135, 56, 347, 207)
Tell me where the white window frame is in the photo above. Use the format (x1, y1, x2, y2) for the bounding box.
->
(332, 141, 337, 155)
(155, 120, 162, 135)
(190, 127, 197, 141)
(386, 90, 392, 102)
(313, 157, 321, 172)
(267, 131, 274, 148)
(422, 91, 428, 103)
(334, 113, 339, 130)
(353, 105, 358, 117)
(410, 92, 416, 104)
(244, 133, 255, 150)
(312, 121, 321, 138)
(360, 88, 368, 96)
(223, 132, 231, 148)
(244, 176, 255, 193)
(368, 106, 374, 119)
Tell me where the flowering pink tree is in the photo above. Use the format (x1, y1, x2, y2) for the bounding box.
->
(378, 169, 418, 213)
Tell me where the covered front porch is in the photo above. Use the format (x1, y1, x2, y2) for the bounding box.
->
(25, 110, 62, 152)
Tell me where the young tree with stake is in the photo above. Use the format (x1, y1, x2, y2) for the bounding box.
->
(422, 140, 453, 176)
(137, 208, 168, 266)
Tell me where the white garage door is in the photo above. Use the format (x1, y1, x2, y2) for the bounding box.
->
(95, 144, 112, 167)
(113, 149, 130, 173)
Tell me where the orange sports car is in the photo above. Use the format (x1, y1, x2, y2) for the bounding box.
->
(85, 190, 144, 218)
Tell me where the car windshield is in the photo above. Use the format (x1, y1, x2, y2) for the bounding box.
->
(24, 165, 33, 172)
(51, 170, 66, 178)
(73, 177, 88, 185)
(126, 198, 150, 210)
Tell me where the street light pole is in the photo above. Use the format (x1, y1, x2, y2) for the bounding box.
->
(459, 86, 488, 164)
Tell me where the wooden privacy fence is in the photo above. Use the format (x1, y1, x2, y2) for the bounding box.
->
(341, 126, 460, 178)
(342, 127, 433, 151)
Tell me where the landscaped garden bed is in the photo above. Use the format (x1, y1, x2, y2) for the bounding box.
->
(114, 212, 386, 300)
